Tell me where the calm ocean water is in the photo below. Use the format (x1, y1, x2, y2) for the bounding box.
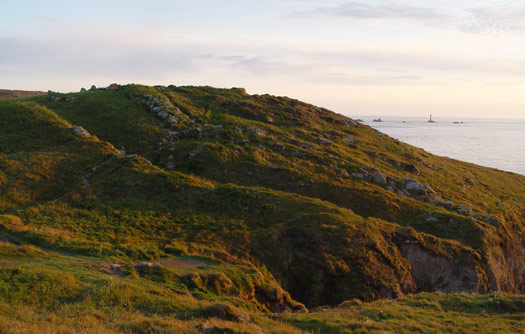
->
(359, 117, 525, 176)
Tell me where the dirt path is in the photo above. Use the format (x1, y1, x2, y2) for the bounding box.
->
(94, 258, 206, 277)
(1, 228, 206, 278)
(81, 174, 90, 187)
(82, 155, 115, 188)
(152, 258, 206, 268)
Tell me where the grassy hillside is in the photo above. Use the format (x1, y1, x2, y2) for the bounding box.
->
(0, 84, 523, 333)
(0, 89, 45, 100)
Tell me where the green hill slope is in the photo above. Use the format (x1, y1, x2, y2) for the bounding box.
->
(0, 84, 523, 333)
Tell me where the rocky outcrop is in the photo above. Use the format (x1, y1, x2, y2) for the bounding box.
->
(458, 205, 471, 215)
(47, 91, 75, 103)
(484, 216, 500, 227)
(360, 170, 444, 204)
(73, 126, 91, 137)
(442, 200, 454, 210)
(343, 119, 359, 128)
(405, 180, 425, 195)
(403, 163, 420, 175)
(373, 172, 387, 186)
(107, 83, 119, 91)
(247, 127, 266, 137)
(344, 136, 355, 144)
(143, 93, 189, 125)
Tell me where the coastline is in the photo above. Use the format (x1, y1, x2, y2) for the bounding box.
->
(357, 116, 525, 175)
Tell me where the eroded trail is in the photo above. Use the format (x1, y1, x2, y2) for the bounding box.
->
(90, 258, 207, 277)
(81, 155, 116, 188)
(153, 259, 205, 267)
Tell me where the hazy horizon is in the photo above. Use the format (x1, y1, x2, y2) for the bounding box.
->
(2, 0, 525, 119)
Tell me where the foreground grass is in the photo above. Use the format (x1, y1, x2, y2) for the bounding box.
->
(282, 293, 525, 334)
(0, 241, 523, 334)
(0, 241, 301, 333)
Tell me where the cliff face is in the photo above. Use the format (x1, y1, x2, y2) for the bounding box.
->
(485, 234, 525, 293)
(0, 84, 523, 308)
(400, 243, 485, 293)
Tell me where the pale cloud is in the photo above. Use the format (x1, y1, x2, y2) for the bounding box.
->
(463, 4, 525, 34)
(308, 71, 424, 86)
(217, 55, 289, 75)
(292, 2, 450, 22)
(0, 37, 213, 79)
(40, 16, 61, 26)
(3, 32, 525, 92)
(310, 47, 525, 78)
(291, 1, 525, 35)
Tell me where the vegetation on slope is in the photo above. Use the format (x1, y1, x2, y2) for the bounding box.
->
(0, 84, 523, 333)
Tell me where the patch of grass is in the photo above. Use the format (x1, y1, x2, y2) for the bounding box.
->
(282, 293, 525, 334)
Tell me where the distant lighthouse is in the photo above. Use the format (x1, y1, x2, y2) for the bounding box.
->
(428, 114, 435, 123)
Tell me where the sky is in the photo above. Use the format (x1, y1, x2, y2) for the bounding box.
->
(2, 0, 525, 118)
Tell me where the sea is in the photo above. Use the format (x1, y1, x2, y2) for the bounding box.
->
(358, 117, 525, 176)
